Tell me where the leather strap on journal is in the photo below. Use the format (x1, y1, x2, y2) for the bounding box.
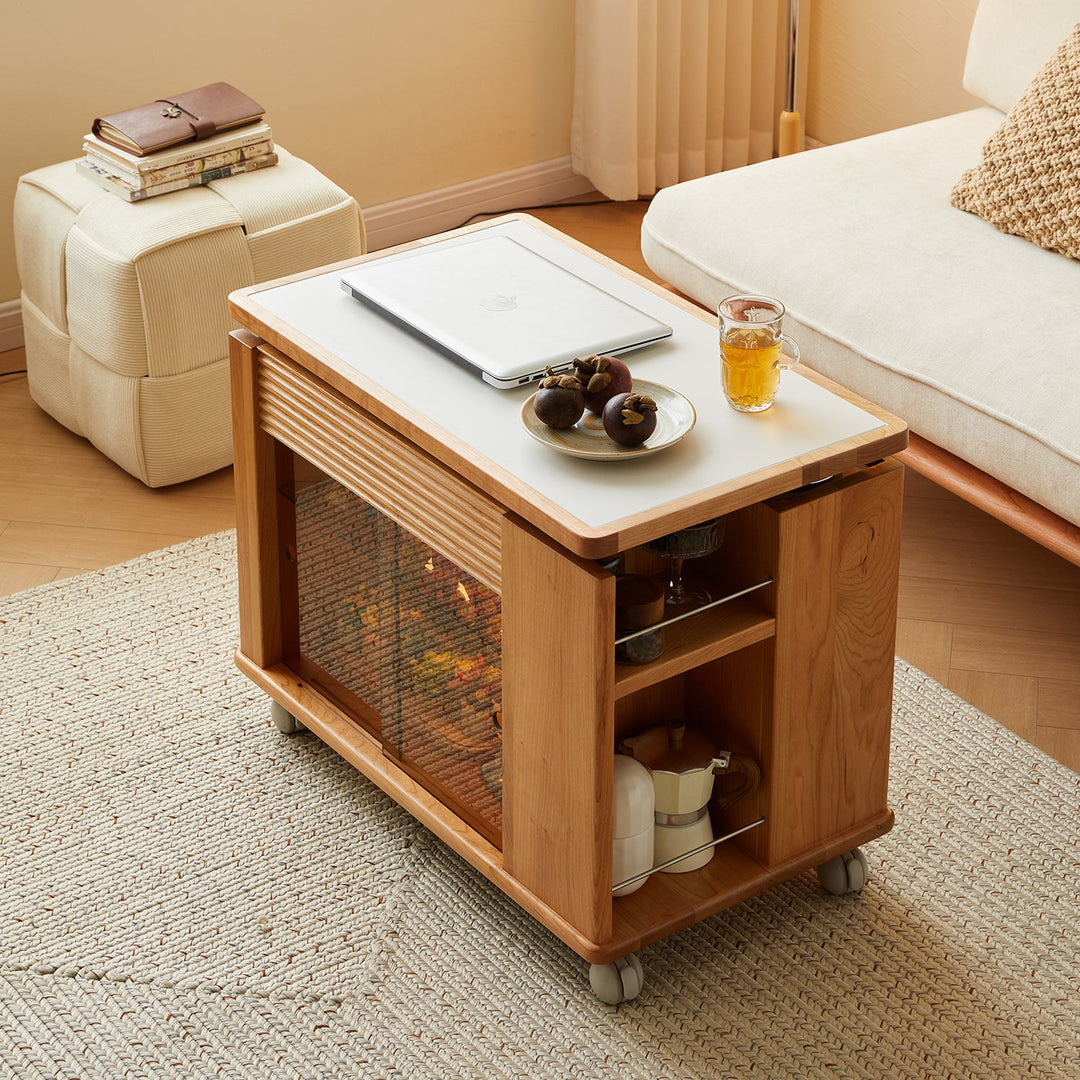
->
(155, 99, 218, 141)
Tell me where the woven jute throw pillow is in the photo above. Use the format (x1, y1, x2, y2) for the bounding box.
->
(951, 21, 1080, 260)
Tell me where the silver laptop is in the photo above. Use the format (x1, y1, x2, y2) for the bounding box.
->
(339, 234, 672, 389)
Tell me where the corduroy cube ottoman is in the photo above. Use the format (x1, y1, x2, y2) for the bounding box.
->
(14, 147, 365, 486)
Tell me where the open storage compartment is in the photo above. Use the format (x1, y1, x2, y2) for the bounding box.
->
(499, 465, 904, 961)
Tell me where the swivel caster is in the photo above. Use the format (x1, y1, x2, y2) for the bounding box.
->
(270, 700, 306, 734)
(589, 954, 644, 1004)
(816, 847, 869, 895)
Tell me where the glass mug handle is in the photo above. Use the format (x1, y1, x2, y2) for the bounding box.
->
(778, 333, 800, 371)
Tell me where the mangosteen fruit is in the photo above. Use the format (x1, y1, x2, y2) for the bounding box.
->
(533, 369, 585, 429)
(573, 354, 633, 413)
(603, 392, 658, 447)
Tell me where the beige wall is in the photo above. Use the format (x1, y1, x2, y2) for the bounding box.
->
(806, 0, 983, 143)
(2, 0, 987, 308)
(0, 0, 575, 303)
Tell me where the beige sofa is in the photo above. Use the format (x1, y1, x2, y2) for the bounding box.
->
(641, 0, 1080, 563)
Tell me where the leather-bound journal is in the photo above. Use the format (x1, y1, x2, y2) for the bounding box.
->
(92, 82, 264, 156)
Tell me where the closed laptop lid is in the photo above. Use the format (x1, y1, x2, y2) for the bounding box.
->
(339, 234, 672, 388)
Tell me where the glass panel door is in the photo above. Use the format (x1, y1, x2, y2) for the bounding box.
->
(281, 456, 503, 845)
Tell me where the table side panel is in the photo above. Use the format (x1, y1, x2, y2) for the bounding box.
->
(501, 516, 616, 944)
(766, 462, 903, 865)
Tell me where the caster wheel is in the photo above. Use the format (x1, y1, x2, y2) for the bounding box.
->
(270, 700, 305, 734)
(816, 848, 869, 895)
(589, 954, 644, 1004)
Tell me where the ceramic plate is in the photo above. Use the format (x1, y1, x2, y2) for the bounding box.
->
(520, 379, 697, 460)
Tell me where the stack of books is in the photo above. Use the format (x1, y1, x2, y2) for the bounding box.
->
(78, 120, 277, 202)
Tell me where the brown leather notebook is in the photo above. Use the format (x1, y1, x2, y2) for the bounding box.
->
(92, 82, 265, 156)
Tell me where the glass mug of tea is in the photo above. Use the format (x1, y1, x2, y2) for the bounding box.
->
(718, 295, 800, 412)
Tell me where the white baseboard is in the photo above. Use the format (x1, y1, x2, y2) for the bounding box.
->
(0, 299, 24, 355)
(0, 298, 24, 360)
(362, 156, 595, 252)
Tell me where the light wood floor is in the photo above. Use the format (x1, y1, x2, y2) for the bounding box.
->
(3, 200, 1078, 772)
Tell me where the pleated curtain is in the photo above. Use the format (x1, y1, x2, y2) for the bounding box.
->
(572, 0, 797, 201)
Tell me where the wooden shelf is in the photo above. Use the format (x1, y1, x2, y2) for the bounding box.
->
(607, 808, 895, 959)
(614, 594, 776, 699)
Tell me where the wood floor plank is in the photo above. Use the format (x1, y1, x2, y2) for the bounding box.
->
(950, 625, 1080, 682)
(0, 471, 237, 537)
(180, 468, 236, 500)
(901, 494, 1048, 548)
(897, 577, 1080, 637)
(1038, 679, 1080, 731)
(2, 440, 202, 488)
(947, 670, 1039, 744)
(0, 560, 60, 595)
(1035, 727, 1080, 773)
(0, 405, 90, 450)
(900, 534, 1080, 594)
(1, 377, 235, 500)
(898, 496, 1058, 557)
(527, 201, 664, 284)
(0, 348, 26, 377)
(1, 439, 130, 485)
(0, 521, 194, 573)
(0, 373, 86, 434)
(903, 469, 955, 501)
(895, 618, 953, 686)
(54, 567, 90, 584)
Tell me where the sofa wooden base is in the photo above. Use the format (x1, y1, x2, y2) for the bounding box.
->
(899, 434, 1080, 569)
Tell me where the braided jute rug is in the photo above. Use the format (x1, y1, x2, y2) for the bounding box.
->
(1, 531, 1078, 1080)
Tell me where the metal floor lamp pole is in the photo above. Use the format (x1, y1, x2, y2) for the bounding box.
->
(778, 0, 802, 155)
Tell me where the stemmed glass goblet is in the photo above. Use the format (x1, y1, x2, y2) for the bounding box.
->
(646, 518, 726, 615)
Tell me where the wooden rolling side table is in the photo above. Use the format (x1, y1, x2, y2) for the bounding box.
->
(227, 214, 908, 1002)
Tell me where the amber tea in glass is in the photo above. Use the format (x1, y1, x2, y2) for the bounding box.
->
(718, 295, 800, 412)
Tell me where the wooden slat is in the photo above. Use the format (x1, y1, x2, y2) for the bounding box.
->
(256, 346, 504, 592)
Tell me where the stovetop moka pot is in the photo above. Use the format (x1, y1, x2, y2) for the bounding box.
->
(619, 723, 761, 872)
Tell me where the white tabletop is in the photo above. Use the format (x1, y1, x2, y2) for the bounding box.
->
(247, 218, 886, 534)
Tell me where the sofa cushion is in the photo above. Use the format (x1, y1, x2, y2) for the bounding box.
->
(952, 22, 1080, 260)
(640, 108, 1080, 528)
(962, 0, 1080, 112)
